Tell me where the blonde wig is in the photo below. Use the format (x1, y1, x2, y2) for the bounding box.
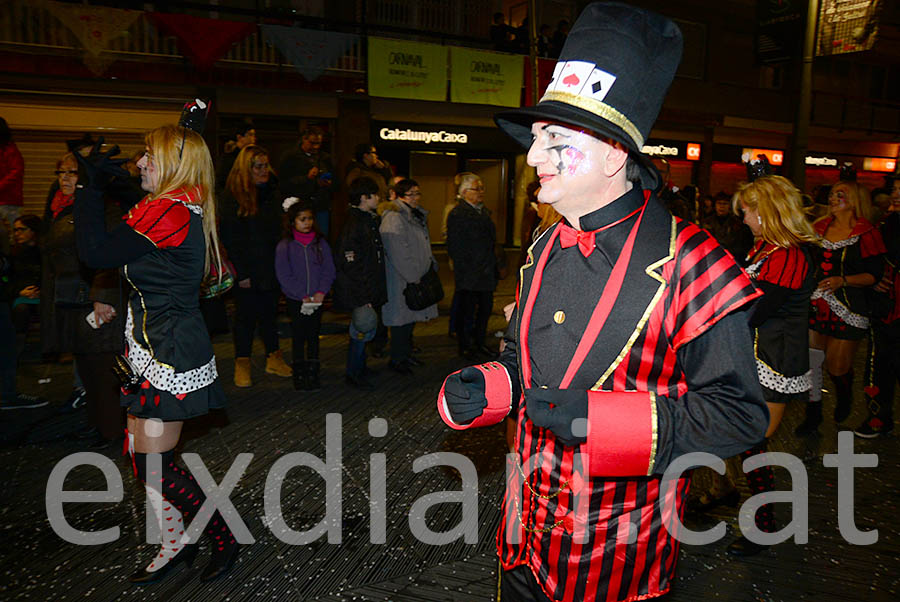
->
(732, 175, 819, 248)
(225, 145, 272, 217)
(144, 124, 221, 274)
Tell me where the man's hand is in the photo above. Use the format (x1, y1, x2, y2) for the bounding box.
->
(307, 166, 319, 179)
(238, 278, 251, 289)
(443, 367, 489, 425)
(524, 388, 588, 446)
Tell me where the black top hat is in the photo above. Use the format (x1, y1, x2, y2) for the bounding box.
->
(495, 2, 683, 191)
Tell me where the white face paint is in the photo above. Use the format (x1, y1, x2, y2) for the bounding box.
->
(526, 121, 626, 224)
(828, 184, 852, 217)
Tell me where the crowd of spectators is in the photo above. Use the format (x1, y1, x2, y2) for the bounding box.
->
(1, 114, 898, 454)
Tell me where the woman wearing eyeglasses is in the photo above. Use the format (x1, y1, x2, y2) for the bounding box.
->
(380, 178, 439, 373)
(219, 145, 292, 387)
(41, 153, 125, 444)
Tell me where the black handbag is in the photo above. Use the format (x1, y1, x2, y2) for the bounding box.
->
(403, 265, 444, 311)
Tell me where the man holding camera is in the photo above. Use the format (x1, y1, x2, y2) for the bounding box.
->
(280, 126, 337, 236)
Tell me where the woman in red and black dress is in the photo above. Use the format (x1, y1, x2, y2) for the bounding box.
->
(796, 180, 885, 435)
(74, 112, 240, 584)
(729, 174, 819, 555)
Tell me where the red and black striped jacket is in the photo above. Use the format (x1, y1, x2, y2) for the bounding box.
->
(440, 188, 768, 602)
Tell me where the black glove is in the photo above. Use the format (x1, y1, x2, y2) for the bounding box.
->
(524, 388, 588, 446)
(74, 137, 129, 191)
(443, 366, 488, 425)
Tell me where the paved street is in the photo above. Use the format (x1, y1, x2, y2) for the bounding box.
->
(1, 273, 897, 602)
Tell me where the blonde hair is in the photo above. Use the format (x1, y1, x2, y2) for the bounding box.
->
(732, 175, 819, 248)
(144, 124, 221, 275)
(455, 172, 481, 197)
(225, 145, 272, 217)
(829, 181, 875, 222)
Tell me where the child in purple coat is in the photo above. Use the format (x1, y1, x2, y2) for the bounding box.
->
(275, 199, 336, 391)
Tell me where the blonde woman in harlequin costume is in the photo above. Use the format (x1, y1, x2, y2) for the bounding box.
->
(796, 177, 886, 435)
(73, 101, 240, 585)
(726, 167, 819, 556)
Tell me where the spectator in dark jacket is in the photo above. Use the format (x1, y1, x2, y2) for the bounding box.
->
(446, 172, 497, 359)
(333, 177, 386, 389)
(275, 200, 335, 392)
(279, 126, 337, 237)
(219, 144, 293, 387)
(41, 153, 127, 440)
(703, 192, 753, 260)
(8, 214, 42, 362)
(345, 143, 393, 203)
(490, 12, 515, 52)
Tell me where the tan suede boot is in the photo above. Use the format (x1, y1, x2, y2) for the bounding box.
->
(265, 349, 292, 377)
(234, 357, 252, 387)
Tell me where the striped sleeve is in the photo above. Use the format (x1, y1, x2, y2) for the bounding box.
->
(125, 199, 191, 248)
(757, 246, 809, 288)
(669, 223, 760, 350)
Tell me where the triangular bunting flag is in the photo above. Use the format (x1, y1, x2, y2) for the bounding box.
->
(148, 13, 256, 71)
(261, 25, 359, 82)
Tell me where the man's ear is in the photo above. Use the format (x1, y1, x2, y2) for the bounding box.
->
(604, 141, 629, 178)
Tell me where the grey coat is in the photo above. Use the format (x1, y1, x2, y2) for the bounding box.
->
(379, 200, 438, 327)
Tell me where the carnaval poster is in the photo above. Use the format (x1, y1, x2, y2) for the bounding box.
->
(816, 0, 882, 56)
(367, 38, 448, 101)
(449, 47, 523, 108)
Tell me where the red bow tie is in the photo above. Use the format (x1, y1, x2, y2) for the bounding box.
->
(558, 223, 597, 257)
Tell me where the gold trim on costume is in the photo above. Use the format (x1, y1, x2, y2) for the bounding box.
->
(647, 391, 658, 476)
(541, 90, 644, 149)
(592, 217, 676, 389)
(123, 264, 154, 358)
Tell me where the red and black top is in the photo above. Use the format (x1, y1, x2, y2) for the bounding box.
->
(810, 216, 885, 339)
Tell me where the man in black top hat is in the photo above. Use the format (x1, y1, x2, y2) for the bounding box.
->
(437, 3, 768, 601)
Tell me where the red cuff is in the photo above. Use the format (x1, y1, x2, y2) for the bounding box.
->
(583, 390, 658, 477)
(437, 361, 513, 430)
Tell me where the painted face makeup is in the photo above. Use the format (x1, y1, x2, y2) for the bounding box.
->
(526, 121, 623, 218)
(828, 185, 850, 215)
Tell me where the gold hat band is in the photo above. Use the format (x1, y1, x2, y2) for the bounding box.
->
(540, 90, 644, 150)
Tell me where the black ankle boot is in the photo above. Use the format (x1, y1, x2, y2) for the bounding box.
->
(830, 370, 854, 423)
(200, 511, 240, 582)
(130, 543, 199, 584)
(795, 401, 823, 436)
(307, 359, 321, 392)
(293, 361, 308, 391)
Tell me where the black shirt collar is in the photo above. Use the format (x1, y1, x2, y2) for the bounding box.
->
(576, 185, 644, 231)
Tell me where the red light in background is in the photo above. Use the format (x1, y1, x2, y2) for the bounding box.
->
(686, 143, 701, 161)
(864, 158, 896, 172)
(744, 148, 784, 166)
